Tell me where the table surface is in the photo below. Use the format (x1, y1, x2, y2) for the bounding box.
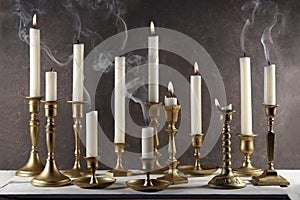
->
(0, 170, 299, 199)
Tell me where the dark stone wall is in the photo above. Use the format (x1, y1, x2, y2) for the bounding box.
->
(0, 0, 299, 170)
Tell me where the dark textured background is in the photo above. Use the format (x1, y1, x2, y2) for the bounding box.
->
(0, 0, 299, 170)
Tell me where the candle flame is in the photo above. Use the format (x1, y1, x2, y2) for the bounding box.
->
(150, 21, 155, 35)
(194, 62, 199, 74)
(32, 14, 37, 27)
(168, 81, 174, 94)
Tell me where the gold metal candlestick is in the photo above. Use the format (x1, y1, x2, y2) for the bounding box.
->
(62, 101, 88, 178)
(126, 157, 169, 192)
(234, 134, 262, 177)
(31, 101, 71, 187)
(74, 157, 116, 189)
(106, 143, 133, 177)
(145, 102, 168, 173)
(16, 97, 44, 177)
(208, 109, 246, 189)
(157, 105, 188, 185)
(252, 105, 289, 186)
(178, 134, 218, 176)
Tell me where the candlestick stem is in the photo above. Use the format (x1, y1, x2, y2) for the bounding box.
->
(16, 97, 44, 177)
(208, 110, 246, 189)
(62, 101, 88, 178)
(106, 143, 133, 177)
(252, 105, 289, 186)
(157, 105, 188, 185)
(31, 101, 71, 187)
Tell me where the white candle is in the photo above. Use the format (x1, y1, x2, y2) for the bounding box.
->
(190, 62, 202, 135)
(86, 111, 98, 157)
(164, 81, 177, 106)
(240, 57, 253, 135)
(264, 64, 276, 105)
(141, 127, 154, 159)
(29, 14, 40, 97)
(72, 43, 84, 101)
(45, 69, 57, 101)
(148, 21, 159, 103)
(114, 57, 126, 144)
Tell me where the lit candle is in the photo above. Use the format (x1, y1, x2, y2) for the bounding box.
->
(264, 64, 276, 105)
(86, 111, 98, 157)
(45, 68, 57, 101)
(148, 21, 159, 103)
(164, 81, 177, 106)
(72, 42, 84, 101)
(141, 127, 154, 159)
(114, 57, 125, 144)
(29, 14, 40, 97)
(240, 57, 253, 135)
(190, 62, 202, 135)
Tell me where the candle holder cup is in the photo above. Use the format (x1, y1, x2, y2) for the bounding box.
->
(178, 134, 218, 176)
(74, 157, 116, 189)
(126, 157, 170, 192)
(233, 134, 262, 177)
(106, 143, 133, 177)
(62, 101, 89, 178)
(145, 102, 168, 174)
(157, 105, 188, 185)
(16, 97, 44, 177)
(31, 101, 71, 187)
(252, 105, 289, 186)
(208, 109, 246, 189)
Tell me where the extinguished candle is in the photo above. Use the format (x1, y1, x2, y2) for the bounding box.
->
(190, 62, 202, 135)
(45, 68, 57, 101)
(240, 57, 253, 135)
(72, 43, 84, 101)
(148, 21, 159, 103)
(86, 111, 98, 157)
(29, 14, 40, 97)
(114, 57, 126, 144)
(141, 127, 154, 159)
(264, 64, 276, 105)
(164, 81, 177, 106)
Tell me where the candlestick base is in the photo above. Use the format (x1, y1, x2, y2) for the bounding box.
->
(208, 174, 246, 189)
(126, 178, 169, 192)
(106, 143, 133, 177)
(179, 134, 218, 176)
(233, 134, 262, 177)
(74, 157, 116, 189)
(157, 161, 188, 185)
(17, 96, 44, 177)
(252, 169, 290, 186)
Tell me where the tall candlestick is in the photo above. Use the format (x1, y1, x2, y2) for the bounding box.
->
(141, 127, 154, 159)
(148, 21, 159, 103)
(114, 57, 125, 143)
(72, 43, 84, 101)
(264, 64, 276, 105)
(30, 14, 40, 97)
(190, 62, 202, 135)
(45, 68, 57, 101)
(86, 111, 98, 157)
(164, 81, 177, 106)
(240, 57, 253, 135)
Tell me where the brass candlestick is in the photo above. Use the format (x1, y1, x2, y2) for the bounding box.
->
(145, 102, 168, 173)
(252, 105, 289, 186)
(16, 97, 44, 177)
(208, 109, 246, 189)
(157, 105, 188, 185)
(106, 143, 133, 177)
(178, 134, 218, 176)
(126, 157, 170, 192)
(233, 134, 262, 177)
(74, 157, 116, 189)
(31, 101, 71, 187)
(62, 101, 88, 178)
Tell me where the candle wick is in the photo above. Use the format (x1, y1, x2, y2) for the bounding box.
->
(267, 60, 271, 65)
(50, 67, 53, 72)
(195, 71, 200, 75)
(243, 52, 247, 57)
